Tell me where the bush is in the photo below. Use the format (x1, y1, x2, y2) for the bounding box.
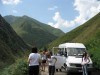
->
(13, 59, 28, 75)
(1, 59, 28, 75)
(89, 48, 100, 70)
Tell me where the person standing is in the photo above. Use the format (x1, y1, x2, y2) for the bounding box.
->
(41, 51, 47, 71)
(47, 53, 57, 75)
(28, 47, 41, 75)
(81, 51, 90, 75)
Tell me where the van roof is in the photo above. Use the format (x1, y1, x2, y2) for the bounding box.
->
(59, 43, 86, 48)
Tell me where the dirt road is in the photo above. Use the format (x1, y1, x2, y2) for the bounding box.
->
(40, 67, 100, 75)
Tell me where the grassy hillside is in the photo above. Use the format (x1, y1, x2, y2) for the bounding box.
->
(0, 14, 29, 69)
(48, 12, 100, 69)
(4, 15, 64, 48)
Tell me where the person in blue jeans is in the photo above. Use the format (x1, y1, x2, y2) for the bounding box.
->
(81, 51, 90, 75)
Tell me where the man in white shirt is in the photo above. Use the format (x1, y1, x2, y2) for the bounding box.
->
(28, 47, 41, 75)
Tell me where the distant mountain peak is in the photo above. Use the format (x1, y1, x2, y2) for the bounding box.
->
(22, 15, 29, 18)
(4, 15, 65, 48)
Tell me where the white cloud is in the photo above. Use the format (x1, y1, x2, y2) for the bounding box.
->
(12, 10, 18, 13)
(48, 12, 75, 29)
(48, 0, 100, 32)
(48, 22, 54, 26)
(74, 0, 100, 24)
(1, 0, 22, 5)
(48, 6, 58, 11)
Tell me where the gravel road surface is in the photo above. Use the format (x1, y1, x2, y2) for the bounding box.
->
(40, 67, 100, 75)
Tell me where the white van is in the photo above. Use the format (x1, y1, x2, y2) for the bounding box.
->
(53, 43, 93, 75)
(58, 43, 93, 75)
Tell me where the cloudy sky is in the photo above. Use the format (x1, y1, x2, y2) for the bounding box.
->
(0, 0, 100, 32)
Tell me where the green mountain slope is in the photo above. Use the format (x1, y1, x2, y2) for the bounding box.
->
(48, 12, 100, 69)
(0, 15, 29, 69)
(4, 15, 64, 48)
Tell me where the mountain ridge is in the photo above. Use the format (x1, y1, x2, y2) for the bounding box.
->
(48, 12, 100, 47)
(4, 15, 65, 48)
(0, 14, 29, 68)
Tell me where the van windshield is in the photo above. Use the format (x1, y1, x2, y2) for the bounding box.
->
(67, 48, 85, 56)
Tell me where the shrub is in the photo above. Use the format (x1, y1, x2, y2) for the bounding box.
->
(1, 59, 28, 75)
(13, 59, 28, 75)
(89, 48, 100, 70)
